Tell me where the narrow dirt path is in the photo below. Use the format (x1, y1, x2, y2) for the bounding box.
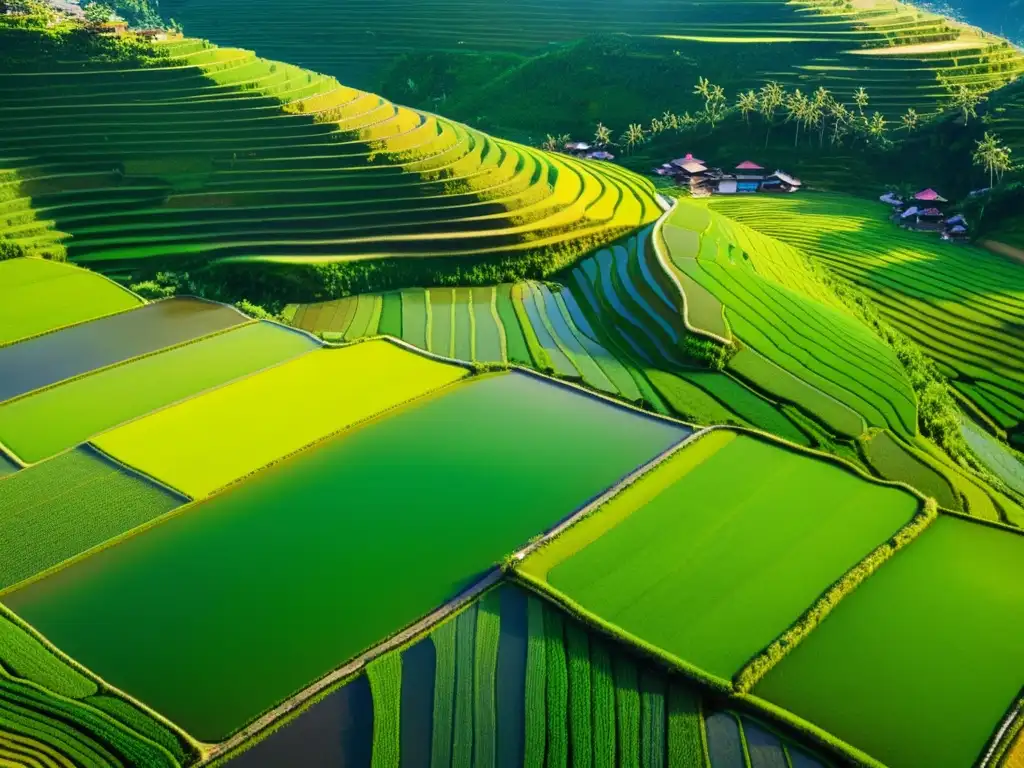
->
(980, 239, 1024, 266)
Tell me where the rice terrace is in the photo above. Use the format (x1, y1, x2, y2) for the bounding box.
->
(1, 0, 1024, 765)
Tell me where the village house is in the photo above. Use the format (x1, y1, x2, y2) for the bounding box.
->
(654, 155, 800, 196)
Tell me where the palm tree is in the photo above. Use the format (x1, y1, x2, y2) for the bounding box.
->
(542, 134, 559, 152)
(650, 117, 665, 136)
(974, 131, 1013, 187)
(830, 101, 852, 146)
(705, 84, 728, 129)
(867, 112, 888, 144)
(853, 87, 870, 116)
(811, 87, 832, 146)
(951, 84, 986, 124)
(694, 76, 712, 101)
(679, 112, 698, 130)
(737, 90, 758, 127)
(758, 81, 786, 147)
(785, 89, 809, 147)
(900, 108, 920, 132)
(622, 123, 646, 153)
(594, 122, 612, 147)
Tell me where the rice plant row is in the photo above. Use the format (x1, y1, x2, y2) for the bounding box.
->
(234, 585, 831, 767)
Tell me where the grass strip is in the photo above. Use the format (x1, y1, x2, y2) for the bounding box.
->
(734, 498, 938, 692)
(367, 654, 402, 768)
(614, 655, 641, 768)
(473, 590, 501, 768)
(590, 639, 616, 768)
(0, 613, 95, 699)
(430, 619, 456, 768)
(523, 596, 547, 768)
(565, 621, 592, 768)
(667, 685, 705, 768)
(452, 604, 477, 768)
(640, 669, 666, 768)
(544, 605, 569, 768)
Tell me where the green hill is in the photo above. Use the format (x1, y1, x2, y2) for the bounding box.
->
(0, 22, 659, 302)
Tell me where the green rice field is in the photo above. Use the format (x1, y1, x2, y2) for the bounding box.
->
(520, 430, 921, 681)
(0, 38, 660, 275)
(0, 258, 141, 347)
(707, 192, 1024, 445)
(0, 321, 317, 464)
(5, 373, 687, 740)
(0, 608, 195, 768)
(225, 584, 829, 768)
(0, 446, 183, 596)
(93, 340, 468, 498)
(755, 515, 1024, 768)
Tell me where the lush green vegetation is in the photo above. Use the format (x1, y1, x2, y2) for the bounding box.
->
(94, 340, 469, 498)
(0, 321, 315, 464)
(0, 447, 183, 591)
(0, 607, 196, 768)
(755, 515, 1024, 768)
(0, 27, 660, 302)
(6, 373, 686, 740)
(520, 430, 921, 681)
(0, 258, 141, 347)
(708, 192, 1024, 449)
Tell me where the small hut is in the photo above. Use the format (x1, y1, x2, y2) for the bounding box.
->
(587, 151, 615, 161)
(761, 170, 802, 193)
(563, 141, 592, 158)
(916, 207, 945, 230)
(943, 225, 969, 242)
(96, 19, 129, 35)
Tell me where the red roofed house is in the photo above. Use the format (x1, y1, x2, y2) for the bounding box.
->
(914, 188, 948, 203)
(734, 160, 766, 192)
(736, 160, 764, 171)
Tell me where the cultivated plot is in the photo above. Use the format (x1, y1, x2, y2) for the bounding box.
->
(6, 372, 688, 739)
(0, 322, 317, 465)
(520, 430, 921, 680)
(0, 297, 247, 402)
(0, 447, 183, 592)
(755, 515, 1024, 768)
(0, 257, 141, 347)
(93, 340, 467, 498)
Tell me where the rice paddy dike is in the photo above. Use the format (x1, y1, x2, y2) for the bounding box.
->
(0, 29, 661, 296)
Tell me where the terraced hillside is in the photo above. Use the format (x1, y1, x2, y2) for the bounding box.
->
(707, 192, 1024, 452)
(159, 0, 1024, 118)
(0, 29, 659, 292)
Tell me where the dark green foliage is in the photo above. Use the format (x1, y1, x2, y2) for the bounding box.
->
(0, 239, 28, 261)
(233, 299, 276, 320)
(544, 606, 568, 768)
(681, 334, 731, 371)
(565, 621, 592, 768)
(0, 20, 166, 70)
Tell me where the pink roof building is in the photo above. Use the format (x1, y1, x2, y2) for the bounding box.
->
(672, 153, 705, 166)
(736, 161, 764, 170)
(914, 188, 948, 203)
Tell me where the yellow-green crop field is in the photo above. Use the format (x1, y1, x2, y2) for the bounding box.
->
(93, 340, 469, 498)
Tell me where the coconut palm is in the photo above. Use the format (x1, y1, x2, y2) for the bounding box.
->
(853, 87, 870, 115)
(812, 87, 833, 146)
(830, 102, 852, 145)
(900, 108, 920, 132)
(542, 134, 558, 152)
(785, 88, 810, 147)
(951, 84, 986, 124)
(737, 90, 758, 127)
(974, 131, 1013, 187)
(622, 123, 647, 153)
(694, 76, 712, 101)
(867, 112, 888, 144)
(758, 81, 786, 147)
(594, 122, 613, 146)
(650, 117, 665, 136)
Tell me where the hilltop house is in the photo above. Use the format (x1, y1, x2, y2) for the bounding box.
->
(914, 188, 948, 204)
(654, 156, 800, 195)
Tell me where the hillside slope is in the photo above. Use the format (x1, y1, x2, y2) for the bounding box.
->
(0, 24, 659, 300)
